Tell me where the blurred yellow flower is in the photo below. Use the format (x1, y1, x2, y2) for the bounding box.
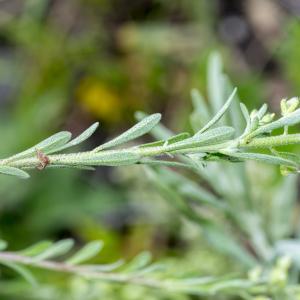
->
(76, 77, 122, 123)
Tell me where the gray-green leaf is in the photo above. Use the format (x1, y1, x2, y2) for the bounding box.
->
(197, 88, 237, 135)
(67, 241, 103, 265)
(0, 166, 30, 179)
(33, 239, 74, 261)
(222, 151, 297, 167)
(94, 114, 161, 151)
(20, 241, 53, 257)
(168, 126, 235, 151)
(8, 131, 72, 161)
(53, 122, 99, 152)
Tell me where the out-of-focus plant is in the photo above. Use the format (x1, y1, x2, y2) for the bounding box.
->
(0, 53, 300, 299)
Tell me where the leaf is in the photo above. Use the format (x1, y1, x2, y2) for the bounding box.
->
(177, 179, 227, 210)
(84, 260, 124, 272)
(138, 133, 190, 149)
(9, 131, 72, 160)
(270, 176, 298, 241)
(273, 151, 300, 164)
(140, 159, 197, 170)
(139, 140, 165, 148)
(168, 126, 235, 151)
(196, 88, 237, 135)
(123, 251, 152, 272)
(204, 224, 257, 267)
(67, 241, 103, 265)
(94, 114, 161, 151)
(249, 108, 300, 138)
(208, 52, 225, 114)
(166, 132, 190, 144)
(135, 263, 166, 275)
(155, 167, 226, 209)
(240, 103, 250, 126)
(0, 261, 37, 286)
(0, 166, 30, 179)
(33, 239, 74, 261)
(222, 151, 297, 167)
(223, 76, 244, 134)
(53, 122, 99, 152)
(209, 279, 253, 293)
(135, 111, 173, 140)
(20, 241, 53, 257)
(257, 103, 268, 119)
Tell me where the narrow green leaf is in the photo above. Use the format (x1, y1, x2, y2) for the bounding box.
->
(52, 123, 99, 153)
(208, 52, 225, 114)
(139, 140, 165, 148)
(210, 279, 253, 293)
(240, 103, 250, 125)
(204, 224, 257, 267)
(222, 151, 297, 167)
(140, 133, 190, 148)
(20, 241, 53, 257)
(67, 241, 103, 265)
(140, 159, 196, 170)
(94, 114, 161, 151)
(272, 151, 300, 164)
(135, 263, 166, 275)
(248, 108, 300, 138)
(257, 103, 268, 119)
(123, 251, 152, 272)
(84, 260, 124, 272)
(168, 126, 235, 151)
(0, 166, 30, 179)
(0, 261, 37, 286)
(33, 239, 74, 261)
(197, 88, 237, 135)
(9, 131, 72, 160)
(167, 132, 190, 144)
(135, 111, 173, 140)
(223, 75, 244, 134)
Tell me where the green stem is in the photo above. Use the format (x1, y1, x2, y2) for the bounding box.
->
(1, 133, 300, 171)
(240, 134, 300, 148)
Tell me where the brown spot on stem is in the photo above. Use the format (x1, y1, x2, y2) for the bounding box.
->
(36, 149, 50, 170)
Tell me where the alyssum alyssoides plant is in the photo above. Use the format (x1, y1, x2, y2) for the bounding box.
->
(0, 92, 300, 179)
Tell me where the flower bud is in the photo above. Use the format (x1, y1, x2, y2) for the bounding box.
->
(286, 97, 299, 114)
(280, 98, 287, 115)
(281, 97, 299, 116)
(260, 113, 275, 125)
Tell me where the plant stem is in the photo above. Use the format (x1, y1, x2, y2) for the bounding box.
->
(0, 251, 275, 297)
(0, 133, 300, 171)
(240, 134, 300, 148)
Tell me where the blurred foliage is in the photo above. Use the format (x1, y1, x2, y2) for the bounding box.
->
(0, 0, 300, 299)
